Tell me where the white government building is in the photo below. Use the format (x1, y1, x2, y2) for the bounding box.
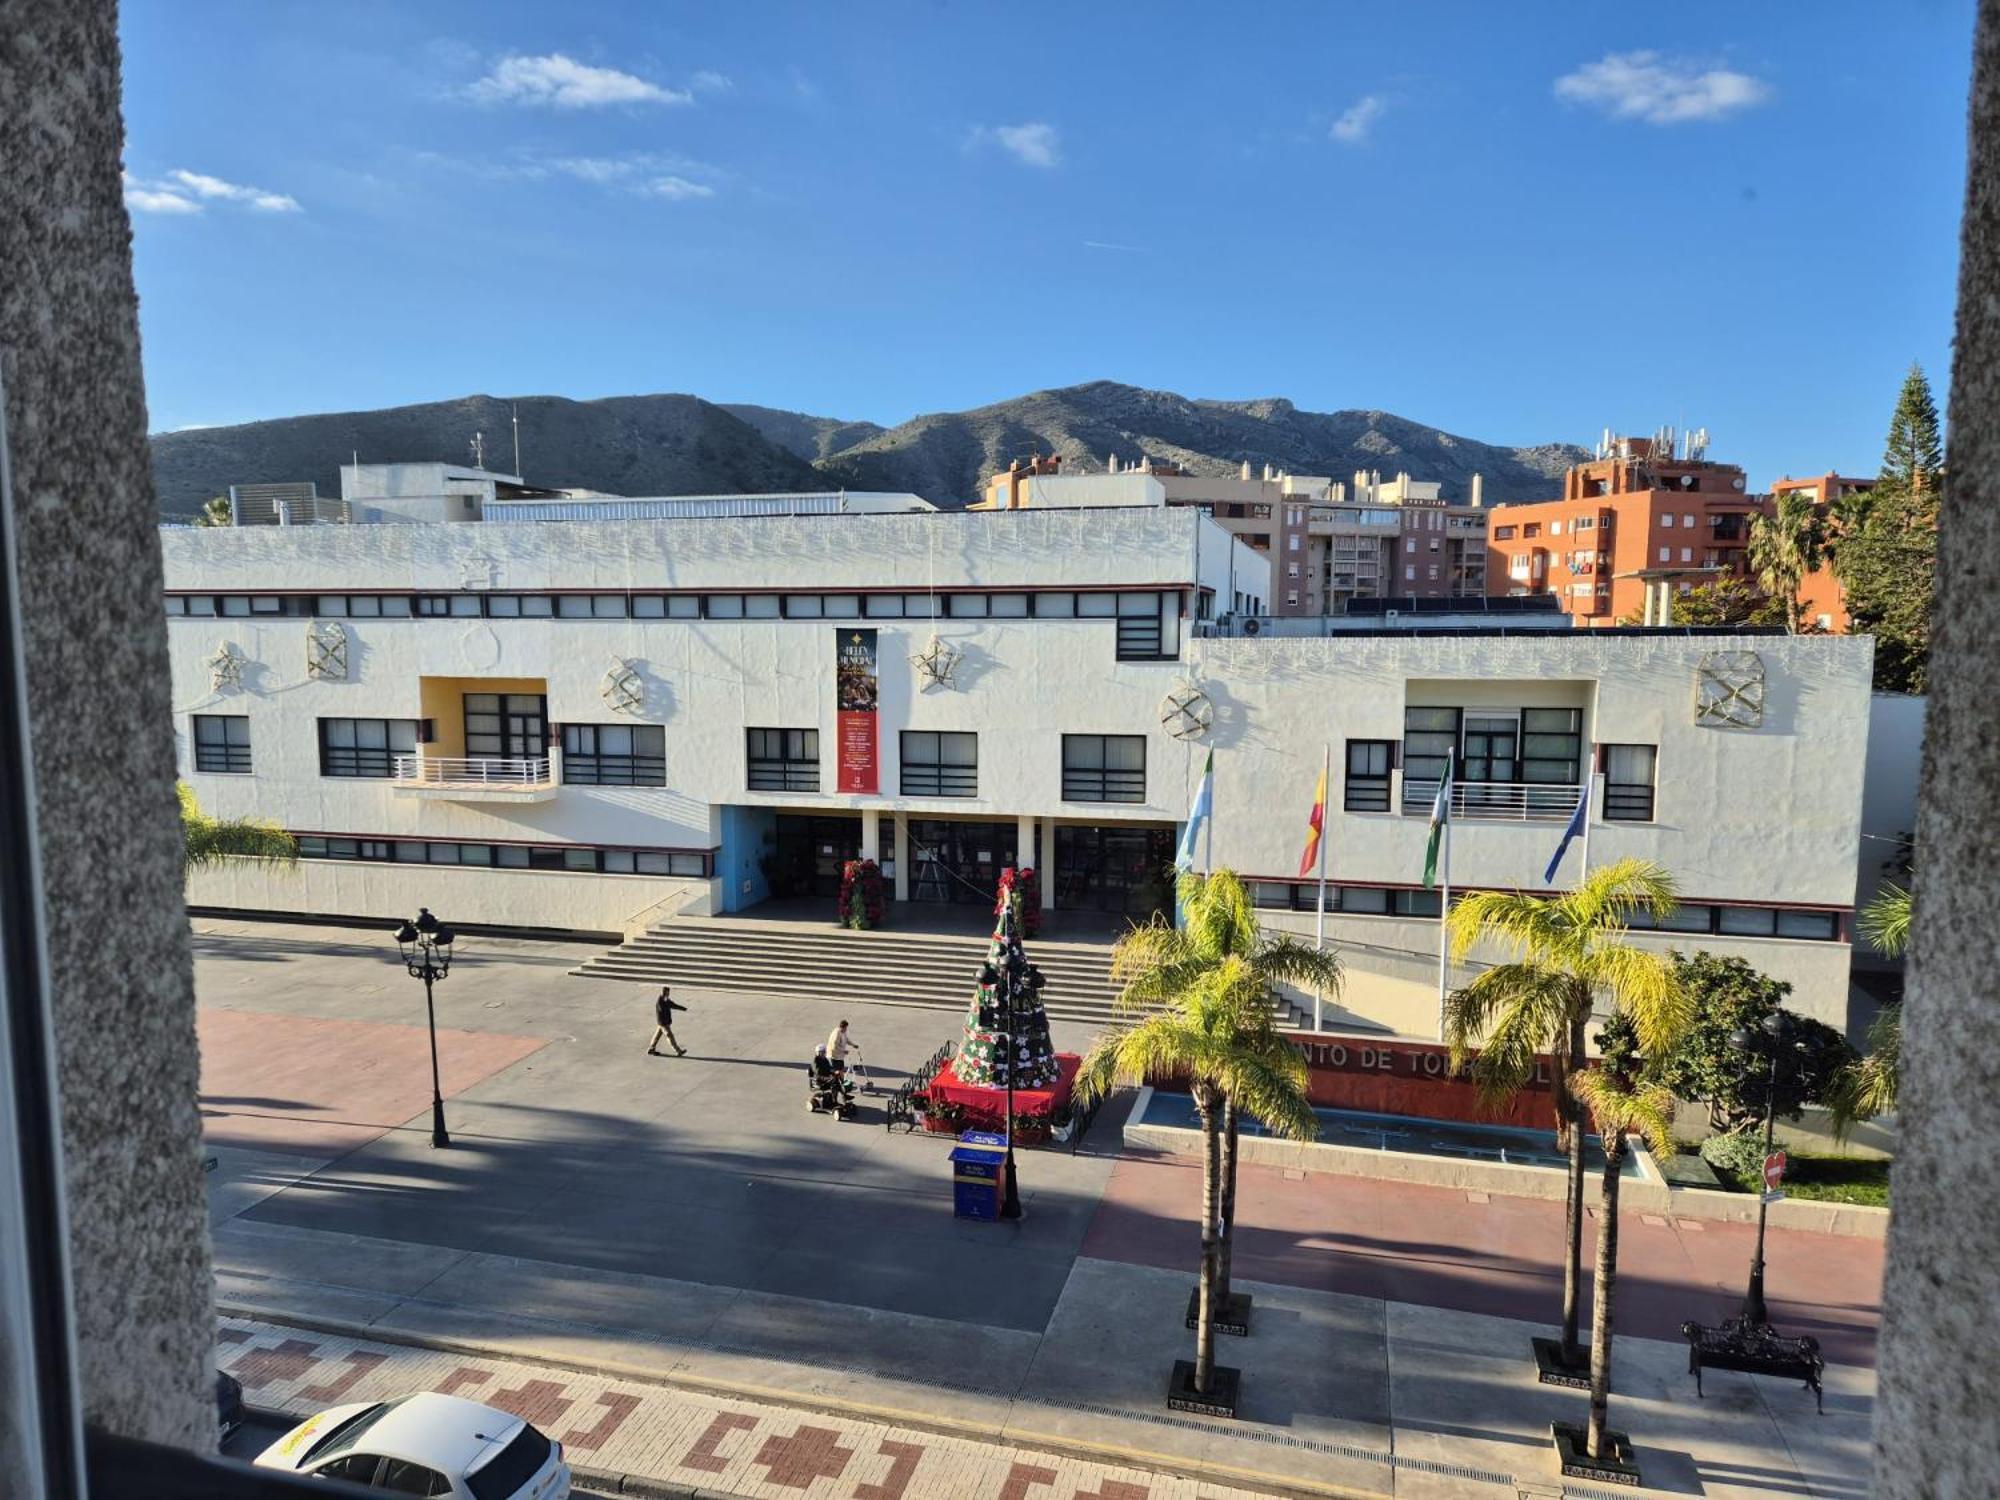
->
(162, 491, 1874, 1034)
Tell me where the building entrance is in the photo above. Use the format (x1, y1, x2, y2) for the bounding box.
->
(771, 814, 862, 900)
(1054, 825, 1176, 918)
(906, 819, 1033, 905)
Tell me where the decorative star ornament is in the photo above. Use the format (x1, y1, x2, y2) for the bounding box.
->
(206, 642, 246, 692)
(1158, 681, 1213, 741)
(910, 632, 962, 692)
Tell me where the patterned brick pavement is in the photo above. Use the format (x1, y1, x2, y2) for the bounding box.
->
(220, 1319, 1278, 1500)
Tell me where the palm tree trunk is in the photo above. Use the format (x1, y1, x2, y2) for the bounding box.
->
(1194, 1085, 1221, 1395)
(1586, 1135, 1626, 1460)
(1217, 1097, 1239, 1303)
(1559, 1010, 1587, 1366)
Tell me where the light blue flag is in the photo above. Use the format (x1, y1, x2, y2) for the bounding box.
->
(1175, 749, 1214, 872)
(1542, 777, 1591, 884)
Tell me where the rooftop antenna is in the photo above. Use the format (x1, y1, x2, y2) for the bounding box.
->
(470, 430, 485, 469)
(511, 405, 521, 478)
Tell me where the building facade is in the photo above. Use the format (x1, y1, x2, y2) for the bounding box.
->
(975, 457, 1488, 616)
(161, 505, 1873, 1032)
(1771, 471, 1875, 632)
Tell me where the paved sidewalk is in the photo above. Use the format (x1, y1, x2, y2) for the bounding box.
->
(220, 1315, 1277, 1500)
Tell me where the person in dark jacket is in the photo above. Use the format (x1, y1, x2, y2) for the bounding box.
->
(647, 986, 687, 1056)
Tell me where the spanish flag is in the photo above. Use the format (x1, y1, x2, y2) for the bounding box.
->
(1297, 764, 1328, 878)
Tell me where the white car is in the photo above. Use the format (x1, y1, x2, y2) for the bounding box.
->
(255, 1391, 571, 1499)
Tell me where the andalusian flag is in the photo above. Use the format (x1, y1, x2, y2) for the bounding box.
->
(1174, 749, 1214, 872)
(1421, 764, 1452, 888)
(1297, 764, 1328, 878)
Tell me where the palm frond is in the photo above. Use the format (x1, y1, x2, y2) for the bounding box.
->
(179, 783, 297, 874)
(1858, 884, 1912, 959)
(1444, 963, 1577, 1096)
(1828, 1005, 1900, 1136)
(1572, 1070, 1677, 1156)
(1579, 942, 1688, 1058)
(1249, 932, 1345, 1000)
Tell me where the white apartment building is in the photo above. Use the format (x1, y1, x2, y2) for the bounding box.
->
(161, 504, 1873, 1032)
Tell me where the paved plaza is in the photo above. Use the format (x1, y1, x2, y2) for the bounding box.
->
(197, 918, 1883, 1498)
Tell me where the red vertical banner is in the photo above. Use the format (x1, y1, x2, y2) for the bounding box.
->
(835, 628, 879, 793)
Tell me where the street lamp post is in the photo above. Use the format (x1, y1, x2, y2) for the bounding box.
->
(1732, 1010, 1804, 1326)
(393, 907, 455, 1149)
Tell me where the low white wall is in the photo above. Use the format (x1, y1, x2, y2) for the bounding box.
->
(185, 859, 698, 935)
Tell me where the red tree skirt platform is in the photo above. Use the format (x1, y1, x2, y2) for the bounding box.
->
(921, 1053, 1080, 1141)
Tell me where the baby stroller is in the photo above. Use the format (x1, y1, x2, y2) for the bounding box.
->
(807, 1050, 859, 1121)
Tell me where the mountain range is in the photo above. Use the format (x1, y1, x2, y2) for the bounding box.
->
(148, 381, 1586, 518)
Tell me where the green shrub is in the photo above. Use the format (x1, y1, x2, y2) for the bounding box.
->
(1699, 1129, 1770, 1184)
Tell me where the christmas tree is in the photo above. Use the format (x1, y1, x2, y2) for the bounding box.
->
(954, 869, 1061, 1089)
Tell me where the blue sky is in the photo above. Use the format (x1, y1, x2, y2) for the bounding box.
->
(121, 1, 1973, 486)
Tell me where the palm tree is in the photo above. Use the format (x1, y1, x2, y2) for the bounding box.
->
(1076, 875, 1326, 1403)
(1830, 882, 1909, 1133)
(194, 495, 232, 527)
(1108, 870, 1342, 1312)
(1747, 491, 1826, 634)
(1442, 858, 1684, 1373)
(1570, 1018, 1676, 1467)
(178, 783, 297, 873)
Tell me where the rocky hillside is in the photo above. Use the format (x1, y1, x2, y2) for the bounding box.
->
(149, 393, 823, 517)
(150, 381, 1583, 516)
(814, 382, 1584, 506)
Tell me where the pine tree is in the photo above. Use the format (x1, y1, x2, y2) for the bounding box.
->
(1835, 363, 1945, 691)
(1881, 362, 1944, 494)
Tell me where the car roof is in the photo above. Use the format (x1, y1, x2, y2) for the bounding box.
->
(338, 1392, 525, 1475)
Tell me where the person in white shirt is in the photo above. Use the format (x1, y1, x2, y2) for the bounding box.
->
(827, 1019, 857, 1074)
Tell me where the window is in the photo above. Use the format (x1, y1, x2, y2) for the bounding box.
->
(1405, 538, 1417, 553)
(1062, 735, 1146, 802)
(1402, 707, 1459, 785)
(747, 727, 819, 791)
(1035, 592, 1076, 618)
(990, 592, 1029, 617)
(466, 1427, 554, 1500)
(1661, 514, 1675, 529)
(296, 837, 395, 861)
(864, 594, 903, 618)
(378, 1458, 452, 1496)
(601, 849, 709, 876)
(319, 718, 420, 778)
(1520, 708, 1582, 784)
(192, 715, 251, 773)
(417, 595, 481, 617)
(1077, 592, 1117, 617)
(1114, 591, 1178, 659)
(822, 594, 861, 617)
(1344, 739, 1393, 812)
(1550, 520, 1563, 535)
(561, 724, 666, 786)
(900, 730, 977, 797)
(317, 594, 412, 618)
(1494, 526, 1516, 540)
(1285, 591, 1299, 607)
(487, 594, 554, 617)
(1602, 744, 1656, 821)
(1658, 546, 1671, 563)
(557, 594, 627, 619)
(745, 594, 781, 618)
(1574, 516, 1594, 531)
(1287, 562, 1300, 578)
(1683, 513, 1696, 528)
(1523, 523, 1541, 538)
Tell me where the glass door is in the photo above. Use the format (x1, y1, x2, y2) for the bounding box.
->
(463, 693, 547, 761)
(1460, 714, 1518, 814)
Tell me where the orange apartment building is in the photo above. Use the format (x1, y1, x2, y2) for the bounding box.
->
(1486, 433, 1859, 630)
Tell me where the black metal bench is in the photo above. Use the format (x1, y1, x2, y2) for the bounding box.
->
(884, 1041, 956, 1133)
(1681, 1318, 1824, 1413)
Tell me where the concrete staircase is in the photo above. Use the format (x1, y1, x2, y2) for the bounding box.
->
(572, 917, 1307, 1029)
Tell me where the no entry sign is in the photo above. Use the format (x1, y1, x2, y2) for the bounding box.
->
(1763, 1150, 1788, 1191)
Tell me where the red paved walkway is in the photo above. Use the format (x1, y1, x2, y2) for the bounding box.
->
(1083, 1150, 1884, 1367)
(198, 1009, 545, 1158)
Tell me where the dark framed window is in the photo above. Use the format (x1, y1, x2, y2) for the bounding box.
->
(1520, 708, 1583, 784)
(1401, 707, 1459, 786)
(1602, 744, 1657, 821)
(747, 728, 820, 791)
(416, 594, 481, 617)
(318, 718, 420, 778)
(1344, 740, 1394, 812)
(900, 731, 977, 797)
(315, 594, 412, 618)
(1113, 591, 1179, 659)
(191, 714, 251, 773)
(297, 837, 395, 861)
(487, 594, 555, 618)
(561, 724, 666, 786)
(1062, 734, 1146, 803)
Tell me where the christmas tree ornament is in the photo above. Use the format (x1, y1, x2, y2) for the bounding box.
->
(910, 631, 962, 692)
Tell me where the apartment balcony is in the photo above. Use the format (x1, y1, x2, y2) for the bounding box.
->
(1400, 778, 1583, 822)
(390, 753, 559, 803)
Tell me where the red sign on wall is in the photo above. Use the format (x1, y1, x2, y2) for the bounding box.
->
(835, 628, 879, 794)
(1284, 1032, 1560, 1129)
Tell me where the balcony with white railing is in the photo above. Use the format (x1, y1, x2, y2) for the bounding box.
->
(390, 753, 559, 802)
(1400, 778, 1584, 822)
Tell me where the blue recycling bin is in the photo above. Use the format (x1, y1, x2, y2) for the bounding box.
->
(949, 1132, 1007, 1221)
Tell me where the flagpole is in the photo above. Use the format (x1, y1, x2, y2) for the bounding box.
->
(1314, 742, 1330, 1032)
(1579, 751, 1595, 883)
(1437, 794, 1452, 1042)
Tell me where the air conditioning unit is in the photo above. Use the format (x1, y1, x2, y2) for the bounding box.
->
(1384, 609, 1400, 622)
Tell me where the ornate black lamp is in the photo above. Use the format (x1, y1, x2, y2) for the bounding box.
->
(393, 907, 455, 1148)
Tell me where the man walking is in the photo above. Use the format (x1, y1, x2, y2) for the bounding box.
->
(648, 986, 688, 1057)
(826, 1018, 857, 1077)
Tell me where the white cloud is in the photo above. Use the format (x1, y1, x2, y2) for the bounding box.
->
(690, 70, 733, 93)
(547, 156, 634, 184)
(465, 53, 690, 108)
(1554, 51, 1771, 125)
(1330, 95, 1387, 144)
(124, 168, 297, 215)
(644, 175, 715, 201)
(969, 121, 1061, 169)
(1083, 239, 1147, 253)
(168, 169, 301, 212)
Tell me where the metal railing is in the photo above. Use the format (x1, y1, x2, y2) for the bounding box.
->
(391, 754, 553, 786)
(1400, 778, 1584, 822)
